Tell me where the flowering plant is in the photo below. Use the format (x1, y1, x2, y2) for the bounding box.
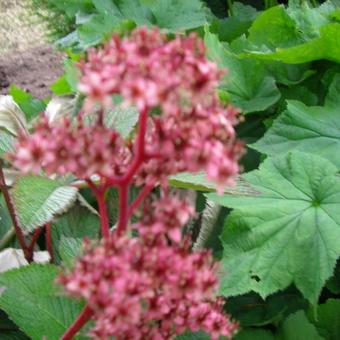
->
(4, 27, 243, 339)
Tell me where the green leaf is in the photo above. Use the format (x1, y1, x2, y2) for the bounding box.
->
(311, 299, 340, 340)
(246, 23, 340, 64)
(11, 176, 78, 234)
(170, 171, 259, 196)
(287, 1, 331, 40)
(148, 0, 206, 31)
(75, 0, 206, 49)
(0, 264, 85, 340)
(0, 131, 15, 156)
(252, 99, 340, 168)
(105, 106, 139, 138)
(0, 195, 15, 249)
(51, 204, 99, 263)
(116, 0, 154, 26)
(176, 331, 210, 339)
(0, 95, 27, 136)
(210, 2, 257, 42)
(204, 27, 280, 113)
(324, 73, 340, 108)
(248, 6, 302, 50)
(207, 151, 340, 304)
(9, 85, 46, 121)
(0, 332, 29, 340)
(50, 76, 73, 96)
(276, 311, 324, 340)
(226, 288, 308, 327)
(64, 59, 81, 93)
(326, 261, 340, 294)
(235, 328, 274, 340)
(59, 236, 83, 267)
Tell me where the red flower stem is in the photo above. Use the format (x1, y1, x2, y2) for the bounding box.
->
(85, 179, 110, 239)
(117, 184, 129, 234)
(128, 183, 154, 218)
(60, 304, 93, 340)
(0, 161, 31, 262)
(45, 223, 55, 263)
(116, 107, 149, 234)
(27, 227, 42, 254)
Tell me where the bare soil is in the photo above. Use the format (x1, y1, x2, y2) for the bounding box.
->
(0, 45, 64, 99)
(0, 0, 64, 99)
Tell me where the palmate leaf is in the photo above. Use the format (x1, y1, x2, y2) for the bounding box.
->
(0, 264, 85, 340)
(206, 151, 340, 304)
(11, 176, 78, 234)
(204, 27, 280, 114)
(75, 0, 207, 48)
(246, 23, 340, 64)
(146, 0, 207, 32)
(252, 99, 340, 168)
(247, 6, 303, 50)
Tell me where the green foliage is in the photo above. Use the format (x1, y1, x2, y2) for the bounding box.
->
(276, 311, 324, 340)
(207, 151, 340, 304)
(58, 236, 83, 267)
(204, 27, 281, 113)
(2, 0, 340, 338)
(105, 106, 139, 138)
(9, 85, 46, 121)
(11, 176, 78, 234)
(310, 299, 340, 340)
(46, 0, 209, 50)
(225, 288, 308, 327)
(252, 99, 340, 168)
(0, 132, 15, 156)
(51, 204, 100, 263)
(0, 264, 85, 340)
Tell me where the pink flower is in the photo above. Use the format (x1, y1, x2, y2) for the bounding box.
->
(59, 195, 238, 339)
(12, 117, 131, 179)
(78, 27, 223, 115)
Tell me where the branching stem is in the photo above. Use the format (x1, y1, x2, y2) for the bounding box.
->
(60, 304, 93, 340)
(86, 179, 110, 239)
(116, 107, 149, 234)
(0, 161, 31, 261)
(128, 183, 154, 218)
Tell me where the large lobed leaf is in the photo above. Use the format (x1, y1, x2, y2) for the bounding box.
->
(204, 27, 281, 114)
(66, 0, 208, 49)
(207, 151, 340, 304)
(252, 98, 340, 168)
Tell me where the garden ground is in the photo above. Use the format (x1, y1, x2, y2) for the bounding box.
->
(0, 0, 63, 98)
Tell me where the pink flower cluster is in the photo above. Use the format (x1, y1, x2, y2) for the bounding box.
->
(59, 195, 237, 340)
(11, 27, 242, 339)
(79, 27, 220, 113)
(137, 102, 243, 190)
(12, 27, 243, 192)
(12, 117, 131, 179)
